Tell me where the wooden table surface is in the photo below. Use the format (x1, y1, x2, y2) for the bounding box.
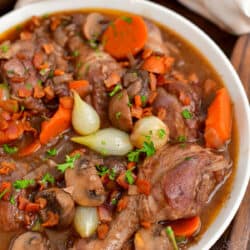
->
(0, 0, 248, 249)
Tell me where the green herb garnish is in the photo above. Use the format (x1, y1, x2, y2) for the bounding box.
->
(39, 69, 47, 76)
(13, 179, 35, 189)
(111, 198, 117, 205)
(158, 129, 166, 139)
(96, 165, 116, 180)
(109, 84, 122, 97)
(3, 144, 18, 154)
(72, 50, 79, 57)
(165, 226, 179, 250)
(88, 39, 98, 49)
(46, 148, 57, 156)
(57, 153, 81, 173)
(181, 109, 192, 119)
(177, 135, 186, 143)
(125, 170, 134, 184)
(141, 95, 147, 106)
(41, 173, 55, 185)
(121, 16, 133, 23)
(9, 195, 15, 205)
(25, 83, 32, 90)
(0, 44, 9, 53)
(115, 111, 121, 120)
(0, 188, 9, 200)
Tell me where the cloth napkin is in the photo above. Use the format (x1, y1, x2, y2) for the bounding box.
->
(14, 0, 250, 35)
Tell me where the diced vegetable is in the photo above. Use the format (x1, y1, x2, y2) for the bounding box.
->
(56, 153, 81, 173)
(18, 140, 41, 157)
(39, 97, 72, 144)
(74, 206, 99, 238)
(72, 90, 100, 135)
(3, 144, 18, 154)
(168, 216, 201, 237)
(165, 226, 179, 250)
(204, 88, 232, 148)
(13, 179, 35, 189)
(102, 15, 147, 59)
(71, 128, 133, 156)
(130, 116, 169, 149)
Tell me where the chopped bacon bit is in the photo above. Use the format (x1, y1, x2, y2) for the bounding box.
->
(179, 92, 191, 106)
(149, 73, 157, 91)
(148, 91, 158, 104)
(37, 62, 49, 70)
(0, 182, 11, 200)
(104, 72, 121, 88)
(18, 87, 32, 98)
(42, 43, 54, 55)
(97, 223, 109, 240)
(44, 86, 55, 100)
(189, 73, 199, 84)
(42, 211, 59, 227)
(10, 76, 25, 83)
(136, 179, 151, 195)
(131, 106, 143, 119)
(34, 85, 45, 99)
(31, 16, 41, 27)
(116, 173, 129, 190)
(33, 52, 44, 69)
(50, 17, 60, 31)
(164, 56, 175, 72)
(127, 162, 136, 170)
(143, 107, 153, 117)
(157, 107, 166, 121)
(18, 196, 29, 210)
(54, 69, 65, 76)
(134, 95, 142, 107)
(0, 100, 19, 113)
(141, 221, 151, 229)
(25, 202, 40, 212)
(20, 31, 32, 40)
(35, 197, 47, 209)
(98, 205, 112, 223)
(0, 161, 16, 175)
(117, 196, 129, 212)
(157, 74, 167, 86)
(142, 48, 153, 60)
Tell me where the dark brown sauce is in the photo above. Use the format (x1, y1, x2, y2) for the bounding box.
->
(0, 9, 238, 250)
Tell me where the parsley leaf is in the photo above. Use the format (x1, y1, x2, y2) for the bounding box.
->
(111, 198, 117, 205)
(109, 84, 122, 97)
(41, 173, 55, 185)
(9, 195, 15, 205)
(0, 188, 9, 200)
(141, 95, 147, 106)
(88, 39, 98, 49)
(72, 50, 79, 57)
(127, 150, 141, 162)
(0, 44, 9, 53)
(13, 179, 35, 189)
(46, 148, 57, 156)
(115, 111, 121, 120)
(181, 109, 192, 119)
(125, 170, 134, 184)
(177, 135, 186, 143)
(3, 144, 18, 154)
(96, 165, 116, 180)
(121, 16, 133, 23)
(57, 153, 80, 173)
(158, 129, 166, 139)
(141, 140, 155, 157)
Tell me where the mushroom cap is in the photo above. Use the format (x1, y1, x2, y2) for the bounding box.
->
(10, 232, 49, 250)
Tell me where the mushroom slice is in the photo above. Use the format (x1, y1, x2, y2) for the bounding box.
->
(83, 13, 109, 40)
(65, 155, 106, 206)
(36, 188, 75, 228)
(109, 89, 133, 132)
(10, 232, 49, 250)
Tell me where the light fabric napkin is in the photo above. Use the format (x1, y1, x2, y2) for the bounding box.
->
(15, 0, 250, 35)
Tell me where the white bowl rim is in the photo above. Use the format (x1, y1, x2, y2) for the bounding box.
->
(0, 0, 250, 249)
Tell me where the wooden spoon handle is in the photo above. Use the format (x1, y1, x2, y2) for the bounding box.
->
(229, 34, 250, 250)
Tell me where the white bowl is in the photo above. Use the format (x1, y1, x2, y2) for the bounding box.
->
(1, 0, 250, 249)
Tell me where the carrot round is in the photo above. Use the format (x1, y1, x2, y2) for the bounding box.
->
(39, 99, 72, 144)
(169, 216, 201, 237)
(18, 139, 41, 157)
(102, 15, 147, 59)
(204, 87, 232, 148)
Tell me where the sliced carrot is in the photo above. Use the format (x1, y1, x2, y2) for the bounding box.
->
(117, 196, 129, 212)
(37, 63, 49, 70)
(136, 179, 151, 195)
(142, 48, 153, 60)
(33, 52, 44, 69)
(54, 69, 65, 76)
(25, 202, 40, 212)
(20, 31, 32, 40)
(205, 88, 232, 148)
(18, 88, 32, 98)
(18, 139, 41, 157)
(69, 80, 89, 90)
(31, 16, 41, 27)
(44, 86, 55, 100)
(134, 95, 142, 108)
(97, 223, 109, 240)
(42, 43, 54, 55)
(102, 15, 147, 59)
(0, 100, 18, 113)
(104, 72, 120, 88)
(142, 56, 166, 74)
(168, 216, 201, 237)
(131, 106, 143, 119)
(33, 85, 45, 99)
(59, 96, 74, 109)
(50, 17, 60, 31)
(39, 99, 72, 144)
(140, 221, 151, 229)
(149, 73, 157, 91)
(127, 162, 136, 170)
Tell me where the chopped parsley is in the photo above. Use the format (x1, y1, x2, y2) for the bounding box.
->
(37, 79, 43, 86)
(42, 13, 49, 19)
(9, 195, 15, 205)
(3, 144, 18, 154)
(76, 62, 83, 69)
(72, 50, 79, 57)
(96, 165, 116, 181)
(109, 169, 116, 181)
(46, 148, 57, 156)
(7, 70, 14, 74)
(0, 188, 9, 200)
(125, 170, 134, 184)
(41, 173, 55, 185)
(181, 109, 192, 119)
(13, 179, 35, 189)
(184, 157, 192, 161)
(0, 44, 9, 53)
(127, 150, 141, 162)
(158, 129, 166, 139)
(115, 111, 121, 120)
(165, 226, 179, 250)
(20, 105, 25, 112)
(83, 63, 90, 75)
(39, 69, 47, 76)
(121, 16, 133, 23)
(141, 95, 147, 106)
(48, 70, 54, 78)
(117, 92, 123, 100)
(88, 39, 98, 49)
(25, 83, 32, 90)
(111, 198, 117, 205)
(177, 135, 186, 143)
(109, 84, 122, 97)
(57, 153, 81, 173)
